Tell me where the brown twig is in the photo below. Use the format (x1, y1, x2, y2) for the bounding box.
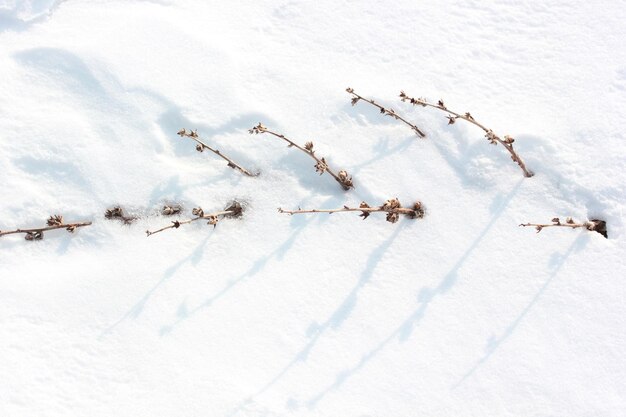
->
(399, 91, 533, 177)
(520, 217, 607, 238)
(346, 88, 426, 138)
(249, 123, 354, 191)
(178, 128, 258, 177)
(0, 215, 91, 240)
(146, 202, 243, 237)
(278, 198, 424, 223)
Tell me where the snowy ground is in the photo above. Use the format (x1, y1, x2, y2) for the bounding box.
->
(1, 1, 625, 416)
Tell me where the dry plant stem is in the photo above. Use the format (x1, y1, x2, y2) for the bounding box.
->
(178, 129, 257, 177)
(249, 123, 354, 190)
(0, 221, 91, 238)
(399, 91, 533, 177)
(146, 210, 232, 237)
(279, 207, 416, 215)
(519, 217, 606, 237)
(278, 199, 424, 223)
(519, 222, 588, 230)
(346, 88, 426, 138)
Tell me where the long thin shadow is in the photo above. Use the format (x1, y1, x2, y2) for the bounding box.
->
(227, 224, 407, 416)
(160, 194, 343, 336)
(159, 224, 307, 336)
(452, 234, 589, 388)
(99, 234, 212, 338)
(305, 179, 523, 408)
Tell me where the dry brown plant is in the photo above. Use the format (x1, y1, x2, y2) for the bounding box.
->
(520, 217, 607, 238)
(146, 201, 244, 237)
(399, 91, 533, 177)
(346, 87, 426, 138)
(278, 198, 424, 223)
(249, 123, 354, 191)
(178, 128, 257, 177)
(0, 215, 92, 240)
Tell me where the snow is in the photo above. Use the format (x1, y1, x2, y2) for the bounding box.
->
(1, 0, 625, 416)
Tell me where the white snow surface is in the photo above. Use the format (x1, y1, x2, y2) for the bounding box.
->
(1, 1, 625, 416)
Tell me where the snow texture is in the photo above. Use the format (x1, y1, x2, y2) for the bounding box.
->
(1, 1, 625, 416)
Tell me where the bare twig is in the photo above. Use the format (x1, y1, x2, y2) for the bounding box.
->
(249, 123, 354, 191)
(520, 217, 607, 238)
(278, 198, 424, 223)
(104, 207, 136, 224)
(178, 128, 258, 177)
(0, 215, 91, 240)
(399, 91, 533, 177)
(146, 202, 244, 237)
(346, 87, 426, 138)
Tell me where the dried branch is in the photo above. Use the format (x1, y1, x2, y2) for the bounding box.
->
(346, 87, 426, 138)
(278, 198, 424, 223)
(399, 91, 533, 177)
(249, 123, 354, 191)
(178, 128, 258, 177)
(0, 215, 92, 240)
(520, 217, 607, 238)
(104, 207, 136, 224)
(146, 201, 243, 237)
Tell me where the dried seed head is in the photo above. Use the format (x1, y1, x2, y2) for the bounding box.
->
(304, 141, 314, 152)
(447, 116, 456, 125)
(192, 207, 204, 217)
(535, 225, 543, 233)
(359, 201, 371, 220)
(47, 215, 63, 226)
(207, 215, 219, 228)
(104, 207, 124, 219)
(587, 219, 608, 238)
(464, 112, 474, 120)
(225, 201, 244, 218)
(437, 99, 446, 109)
(66, 225, 76, 233)
(189, 130, 198, 138)
(503, 135, 515, 144)
(196, 144, 204, 152)
(551, 217, 561, 225)
(172, 221, 181, 229)
(351, 96, 360, 106)
(162, 205, 182, 216)
(177, 128, 187, 137)
(566, 217, 575, 224)
(25, 231, 43, 241)
(386, 212, 400, 224)
(485, 130, 498, 145)
(408, 201, 425, 219)
(346, 87, 354, 94)
(338, 170, 354, 189)
(314, 158, 328, 175)
(382, 198, 401, 211)
(248, 123, 267, 134)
